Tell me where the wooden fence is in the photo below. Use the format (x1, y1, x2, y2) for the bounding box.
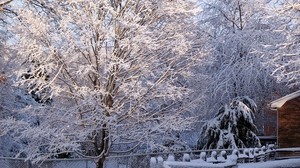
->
(148, 144, 290, 168)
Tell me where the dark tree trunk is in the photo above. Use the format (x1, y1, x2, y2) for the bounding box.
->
(94, 126, 109, 168)
(97, 157, 106, 168)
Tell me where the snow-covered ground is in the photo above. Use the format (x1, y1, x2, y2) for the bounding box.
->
(159, 152, 300, 168)
(163, 159, 300, 168)
(238, 158, 300, 168)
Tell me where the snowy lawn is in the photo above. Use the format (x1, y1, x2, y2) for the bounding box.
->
(238, 158, 300, 168)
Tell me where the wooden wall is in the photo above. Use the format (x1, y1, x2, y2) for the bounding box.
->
(264, 108, 277, 136)
(278, 96, 300, 148)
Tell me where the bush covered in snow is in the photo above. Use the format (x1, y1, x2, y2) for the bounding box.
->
(197, 96, 261, 149)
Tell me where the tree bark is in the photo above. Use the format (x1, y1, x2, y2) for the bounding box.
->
(94, 126, 109, 168)
(97, 156, 106, 168)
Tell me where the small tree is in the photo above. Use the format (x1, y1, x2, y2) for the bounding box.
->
(197, 96, 261, 149)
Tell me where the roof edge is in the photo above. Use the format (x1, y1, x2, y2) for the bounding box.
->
(270, 90, 300, 109)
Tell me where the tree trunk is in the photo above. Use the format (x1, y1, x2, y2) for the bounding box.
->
(94, 127, 109, 168)
(97, 157, 106, 168)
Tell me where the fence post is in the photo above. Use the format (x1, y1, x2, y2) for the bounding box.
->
(167, 154, 175, 161)
(232, 149, 239, 157)
(150, 157, 157, 168)
(200, 152, 206, 161)
(183, 153, 190, 162)
(157, 156, 163, 168)
(221, 151, 227, 160)
(211, 151, 217, 160)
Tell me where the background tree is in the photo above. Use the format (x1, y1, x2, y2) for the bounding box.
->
(262, 0, 300, 89)
(0, 0, 40, 157)
(197, 96, 261, 149)
(4, 1, 200, 167)
(195, 0, 290, 133)
(0, 0, 15, 74)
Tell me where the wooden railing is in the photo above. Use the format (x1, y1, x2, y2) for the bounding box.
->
(149, 144, 286, 168)
(276, 147, 300, 159)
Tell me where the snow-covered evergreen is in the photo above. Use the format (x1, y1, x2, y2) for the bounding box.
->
(197, 96, 261, 150)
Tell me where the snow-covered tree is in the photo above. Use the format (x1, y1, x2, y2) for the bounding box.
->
(1, 0, 38, 152)
(0, 0, 15, 74)
(4, 1, 200, 167)
(195, 0, 290, 132)
(262, 0, 300, 89)
(197, 96, 261, 150)
(0, 0, 40, 157)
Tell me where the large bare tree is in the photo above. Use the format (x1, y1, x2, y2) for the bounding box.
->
(4, 0, 200, 167)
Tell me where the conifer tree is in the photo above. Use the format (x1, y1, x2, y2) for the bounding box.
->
(197, 96, 261, 149)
